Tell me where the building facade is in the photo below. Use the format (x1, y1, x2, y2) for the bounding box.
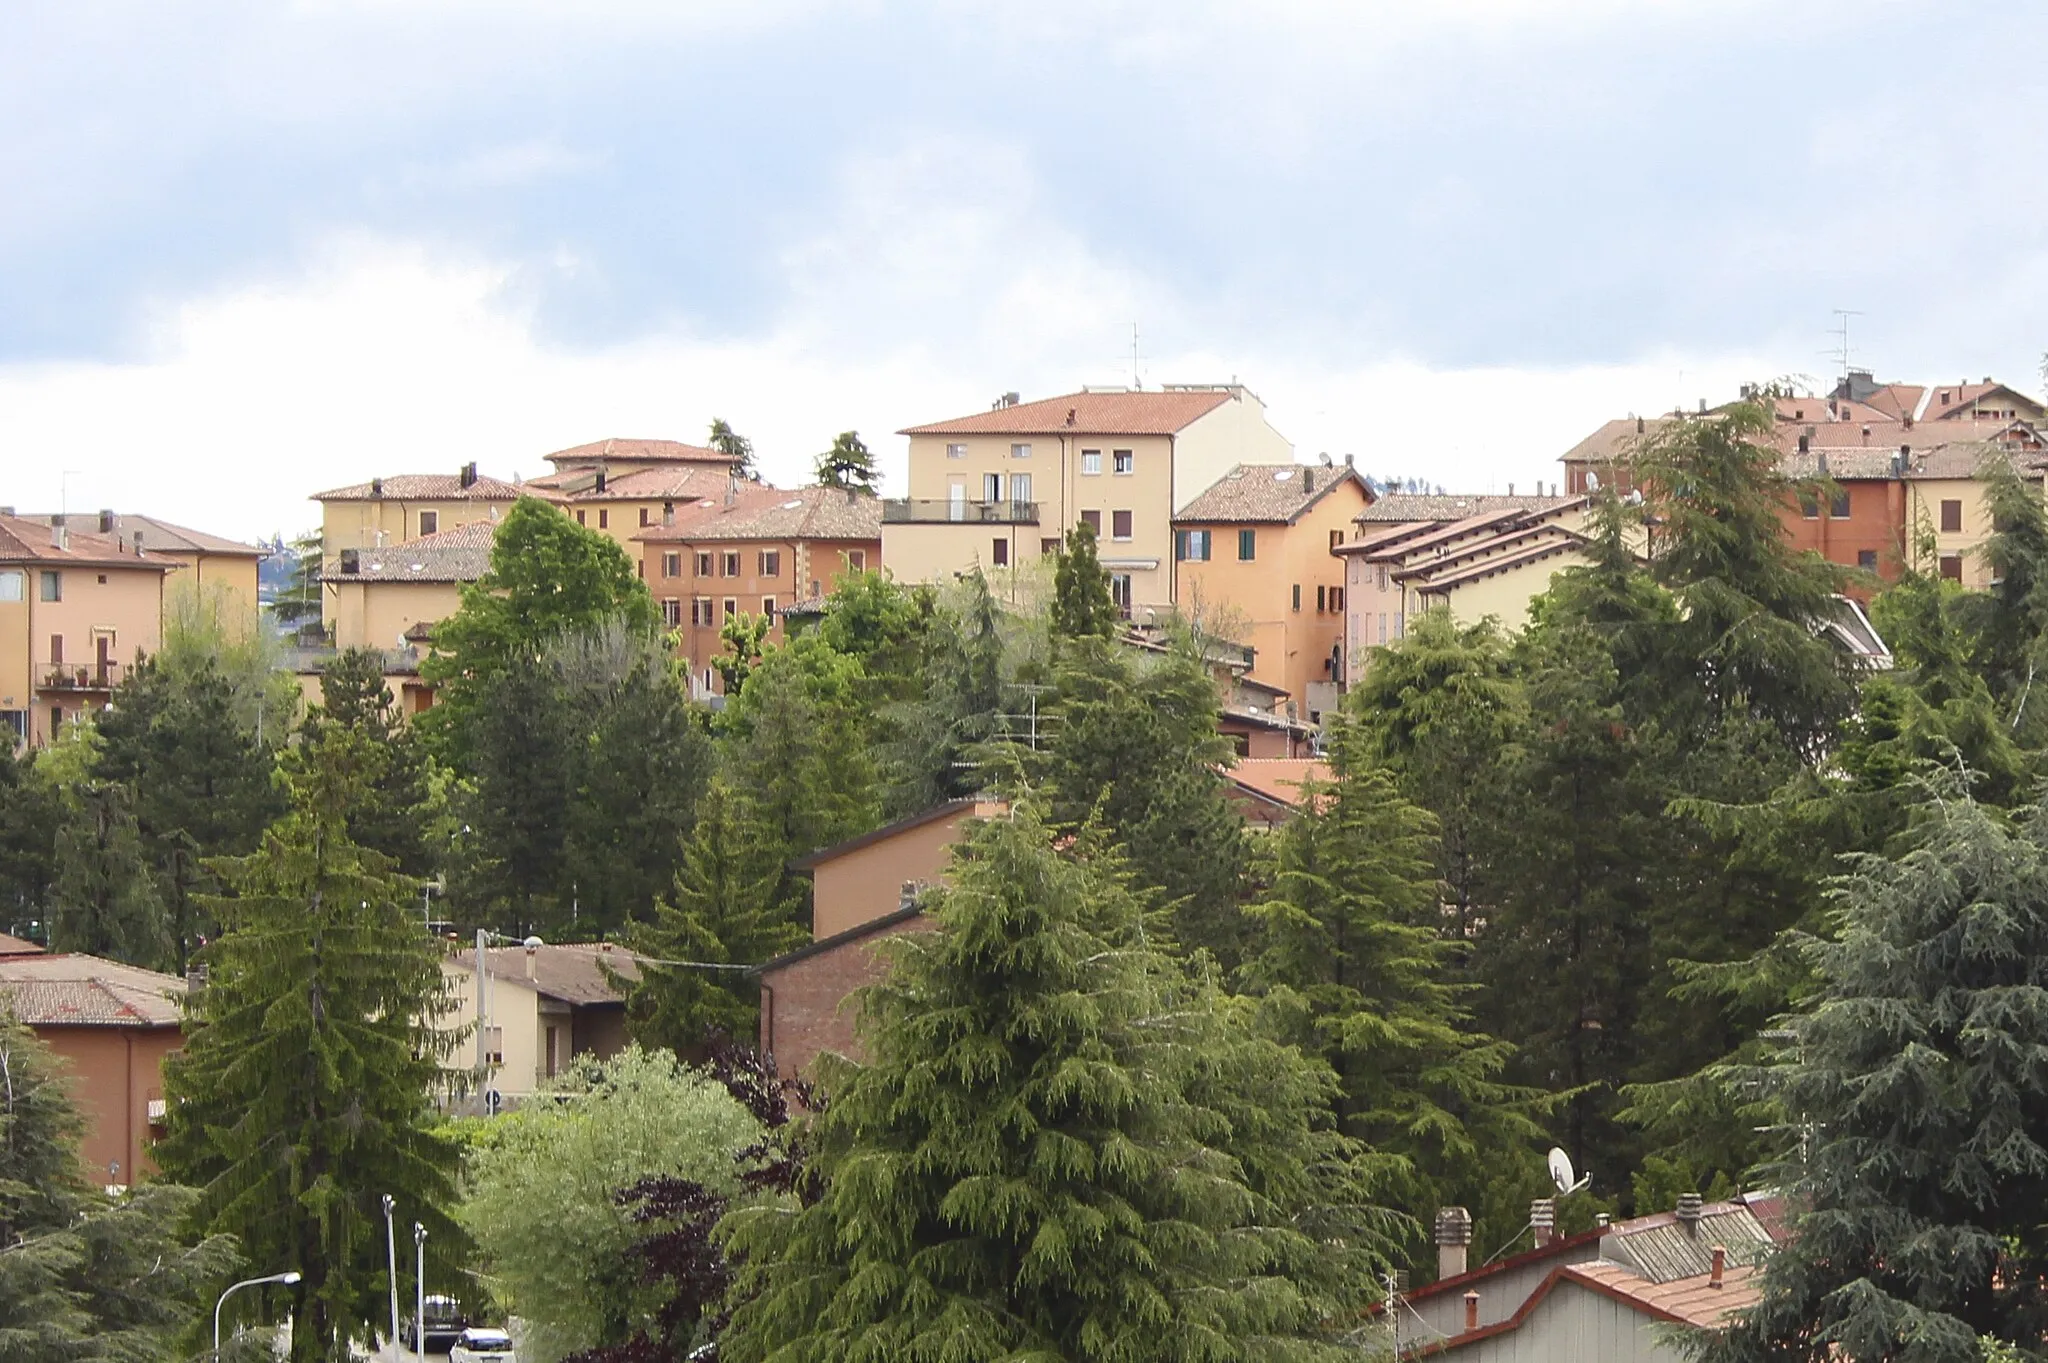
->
(437, 942, 639, 1106)
(8, 511, 265, 614)
(313, 466, 531, 562)
(524, 439, 746, 555)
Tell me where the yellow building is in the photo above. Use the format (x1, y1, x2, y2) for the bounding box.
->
(437, 943, 638, 1107)
(525, 439, 749, 556)
(1171, 463, 1372, 721)
(0, 513, 173, 745)
(8, 511, 265, 615)
(313, 465, 534, 564)
(321, 519, 492, 654)
(886, 386, 1293, 620)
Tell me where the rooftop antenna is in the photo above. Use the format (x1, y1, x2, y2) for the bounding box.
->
(1830, 308, 1863, 383)
(1547, 1146, 1591, 1197)
(1130, 323, 1144, 390)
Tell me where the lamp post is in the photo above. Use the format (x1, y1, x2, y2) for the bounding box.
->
(382, 1193, 400, 1354)
(214, 1269, 302, 1357)
(413, 1222, 428, 1363)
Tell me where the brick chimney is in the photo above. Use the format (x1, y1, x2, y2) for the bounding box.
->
(1710, 1244, 1726, 1288)
(1463, 1291, 1480, 1332)
(1434, 1206, 1473, 1281)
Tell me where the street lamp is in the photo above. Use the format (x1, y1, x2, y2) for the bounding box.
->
(414, 1221, 428, 1363)
(382, 1193, 400, 1354)
(214, 1269, 302, 1356)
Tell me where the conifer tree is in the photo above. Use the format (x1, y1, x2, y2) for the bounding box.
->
(157, 725, 466, 1363)
(1051, 521, 1118, 640)
(708, 417, 756, 477)
(1698, 779, 2048, 1363)
(885, 569, 1006, 814)
(0, 741, 60, 938)
(459, 654, 574, 932)
(720, 810, 1394, 1363)
(623, 781, 802, 1054)
(303, 646, 436, 875)
(811, 431, 878, 493)
(50, 780, 166, 967)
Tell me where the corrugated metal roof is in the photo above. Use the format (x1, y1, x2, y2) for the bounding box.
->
(1600, 1202, 1775, 1283)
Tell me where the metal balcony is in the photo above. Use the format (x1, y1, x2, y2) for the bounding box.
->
(40, 663, 120, 692)
(883, 499, 1040, 525)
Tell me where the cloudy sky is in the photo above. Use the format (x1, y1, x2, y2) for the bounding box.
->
(5, 0, 2046, 539)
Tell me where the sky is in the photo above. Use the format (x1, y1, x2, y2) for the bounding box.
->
(5, 0, 2047, 540)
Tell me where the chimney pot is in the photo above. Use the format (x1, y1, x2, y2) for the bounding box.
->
(1463, 1291, 1480, 1332)
(1710, 1244, 1726, 1288)
(98, 509, 115, 534)
(460, 461, 478, 488)
(1530, 1198, 1556, 1247)
(1798, 434, 1810, 455)
(1676, 1192, 1704, 1231)
(339, 548, 360, 575)
(595, 469, 608, 493)
(1303, 469, 1314, 494)
(371, 477, 384, 497)
(1636, 415, 1645, 434)
(1434, 1206, 1473, 1281)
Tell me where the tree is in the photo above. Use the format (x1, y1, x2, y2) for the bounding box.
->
(623, 781, 804, 1055)
(303, 647, 436, 875)
(884, 569, 1006, 815)
(707, 418, 756, 478)
(0, 741, 60, 940)
(156, 726, 466, 1363)
(271, 527, 326, 632)
(49, 781, 164, 968)
(1698, 779, 2048, 1363)
(811, 431, 878, 494)
(459, 1046, 765, 1359)
(720, 809, 1395, 1363)
(458, 654, 575, 933)
(1051, 521, 1118, 640)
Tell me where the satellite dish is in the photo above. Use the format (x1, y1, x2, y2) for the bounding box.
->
(1587, 471, 1601, 491)
(1547, 1146, 1591, 1196)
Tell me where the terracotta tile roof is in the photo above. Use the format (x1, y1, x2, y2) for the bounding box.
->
(1780, 433, 2046, 483)
(901, 388, 1237, 437)
(1174, 464, 1369, 524)
(0, 933, 45, 957)
(464, 943, 640, 1005)
(542, 437, 740, 468)
(0, 513, 177, 572)
(527, 466, 738, 502)
(1412, 534, 1588, 595)
(1565, 1260, 1761, 1328)
(1365, 508, 1534, 562)
(1356, 493, 1576, 523)
(312, 473, 530, 502)
(637, 486, 882, 544)
(320, 520, 495, 584)
(1560, 416, 1682, 466)
(0, 953, 185, 1027)
(8, 513, 265, 558)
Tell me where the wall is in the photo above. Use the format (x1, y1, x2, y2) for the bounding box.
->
(569, 499, 679, 554)
(809, 806, 981, 940)
(1419, 1279, 1682, 1363)
(880, 520, 1056, 595)
(1404, 1242, 1605, 1341)
(0, 570, 27, 738)
(437, 960, 544, 1099)
(1426, 549, 1595, 633)
(320, 497, 508, 557)
(29, 564, 166, 744)
(757, 916, 937, 1083)
(1168, 390, 1296, 513)
(1905, 478, 1998, 587)
(645, 537, 880, 695)
(325, 579, 464, 652)
(1776, 479, 1903, 594)
(34, 1025, 181, 1183)
(162, 552, 262, 615)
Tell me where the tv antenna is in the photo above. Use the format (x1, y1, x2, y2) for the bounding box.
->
(1129, 323, 1144, 390)
(1829, 309, 1863, 383)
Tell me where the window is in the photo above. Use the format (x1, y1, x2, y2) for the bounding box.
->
(847, 549, 866, 570)
(1042, 537, 1062, 554)
(636, 560, 645, 580)
(1939, 555, 1964, 582)
(598, 509, 609, 530)
(664, 552, 682, 578)
(1857, 549, 1878, 570)
(1109, 573, 1133, 616)
(1379, 613, 1388, 643)
(662, 598, 682, 627)
(723, 597, 738, 618)
(1798, 495, 1818, 520)
(692, 598, 714, 626)
(1292, 583, 1302, 612)
(50, 706, 63, 735)
(640, 508, 652, 527)
(696, 551, 713, 577)
(39, 571, 59, 602)
(1111, 510, 1133, 540)
(1940, 499, 1964, 533)
(722, 551, 741, 577)
(418, 510, 439, 536)
(1080, 510, 1102, 533)
(1081, 449, 1102, 476)
(0, 571, 19, 602)
(762, 596, 778, 616)
(1316, 585, 1328, 612)
(95, 574, 106, 585)
(1238, 529, 1256, 561)
(1010, 472, 1032, 503)
(1375, 565, 1389, 591)
(1331, 586, 1344, 610)
(992, 538, 1010, 567)
(576, 509, 587, 525)
(983, 472, 1003, 503)
(49, 634, 63, 666)
(1112, 449, 1134, 475)
(947, 442, 968, 459)
(759, 550, 781, 577)
(1011, 442, 1032, 459)
(1829, 490, 1852, 519)
(1174, 529, 1211, 562)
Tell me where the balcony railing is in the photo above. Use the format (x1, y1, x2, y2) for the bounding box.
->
(883, 498, 1040, 525)
(40, 663, 121, 692)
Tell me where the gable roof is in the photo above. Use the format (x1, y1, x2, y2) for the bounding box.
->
(1357, 493, 1576, 524)
(1412, 536, 1588, 596)
(464, 943, 640, 1005)
(542, 437, 742, 468)
(312, 473, 530, 502)
(636, 486, 883, 544)
(527, 465, 738, 502)
(902, 388, 1236, 437)
(0, 953, 185, 1027)
(0, 933, 45, 957)
(0, 513, 176, 572)
(753, 903, 927, 977)
(792, 798, 997, 870)
(1174, 464, 1370, 525)
(1365, 508, 1534, 562)
(320, 520, 496, 584)
(1413, 1260, 1761, 1356)
(1226, 759, 1329, 809)
(8, 513, 265, 558)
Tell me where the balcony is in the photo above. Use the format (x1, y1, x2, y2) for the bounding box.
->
(883, 498, 1040, 525)
(40, 663, 121, 692)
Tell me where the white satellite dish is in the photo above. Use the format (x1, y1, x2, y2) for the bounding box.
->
(1547, 1146, 1591, 1196)
(1586, 471, 1601, 492)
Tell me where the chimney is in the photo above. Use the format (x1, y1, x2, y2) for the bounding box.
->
(1303, 468, 1314, 494)
(1817, 451, 1829, 477)
(1345, 453, 1355, 467)
(1675, 1192, 1704, 1233)
(1797, 434, 1810, 455)
(724, 470, 740, 508)
(595, 468, 608, 493)
(98, 509, 115, 534)
(1530, 1198, 1556, 1247)
(1636, 415, 1645, 434)
(371, 477, 384, 497)
(49, 514, 66, 551)
(1463, 1292, 1480, 1333)
(1698, 397, 1707, 413)
(1710, 1245, 1726, 1288)
(1894, 444, 1910, 477)
(460, 461, 478, 489)
(133, 530, 144, 556)
(1507, 482, 1515, 496)
(1434, 1207, 1473, 1281)
(1861, 424, 1871, 445)
(1065, 407, 1077, 426)
(524, 940, 538, 981)
(662, 500, 676, 526)
(339, 549, 360, 574)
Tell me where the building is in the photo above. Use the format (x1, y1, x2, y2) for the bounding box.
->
(438, 941, 640, 1106)
(1390, 1193, 1781, 1362)
(320, 519, 494, 654)
(0, 943, 185, 1185)
(0, 512, 174, 745)
(1171, 462, 1372, 712)
(886, 386, 1294, 619)
(636, 485, 882, 697)
(5, 511, 267, 613)
(1224, 758, 1329, 828)
(525, 439, 747, 554)
(755, 798, 1005, 1083)
(313, 465, 532, 562)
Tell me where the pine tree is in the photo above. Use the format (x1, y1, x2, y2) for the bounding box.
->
(157, 725, 467, 1363)
(1699, 779, 2048, 1363)
(1051, 521, 1118, 640)
(811, 431, 878, 494)
(49, 780, 166, 967)
(460, 655, 575, 933)
(623, 782, 801, 1055)
(885, 569, 1006, 814)
(708, 418, 756, 478)
(271, 527, 326, 632)
(719, 809, 1395, 1363)
(303, 646, 436, 875)
(0, 742, 60, 940)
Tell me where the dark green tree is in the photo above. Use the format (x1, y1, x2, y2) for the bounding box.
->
(458, 654, 574, 933)
(302, 647, 436, 875)
(271, 527, 325, 632)
(0, 742, 60, 940)
(1697, 779, 2048, 1363)
(719, 809, 1396, 1363)
(157, 726, 466, 1363)
(1051, 521, 1118, 640)
(811, 431, 878, 494)
(708, 418, 756, 478)
(49, 781, 165, 968)
(884, 569, 1006, 814)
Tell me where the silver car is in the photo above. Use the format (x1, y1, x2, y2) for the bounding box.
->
(448, 1326, 516, 1362)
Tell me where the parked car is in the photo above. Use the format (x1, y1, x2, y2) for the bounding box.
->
(449, 1325, 517, 1362)
(403, 1295, 467, 1352)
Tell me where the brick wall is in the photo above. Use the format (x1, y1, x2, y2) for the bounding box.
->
(758, 915, 936, 1084)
